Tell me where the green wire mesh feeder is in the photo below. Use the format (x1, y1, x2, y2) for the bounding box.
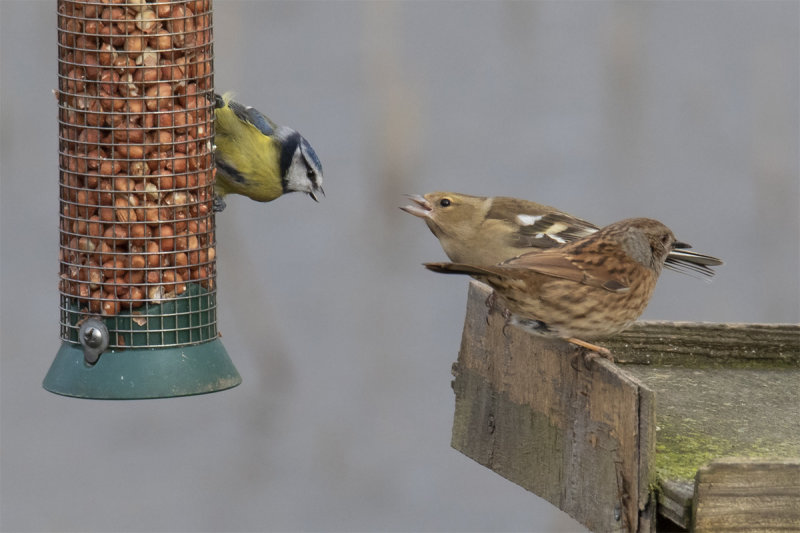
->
(45, 0, 240, 399)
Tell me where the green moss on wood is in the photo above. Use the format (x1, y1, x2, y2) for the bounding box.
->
(622, 366, 800, 483)
(657, 429, 800, 482)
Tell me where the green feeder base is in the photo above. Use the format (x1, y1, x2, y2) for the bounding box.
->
(43, 338, 241, 399)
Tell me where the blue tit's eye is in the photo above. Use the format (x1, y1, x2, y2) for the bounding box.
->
(306, 169, 315, 179)
(440, 198, 451, 207)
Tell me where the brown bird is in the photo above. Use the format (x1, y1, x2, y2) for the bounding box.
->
(424, 217, 683, 357)
(402, 192, 722, 277)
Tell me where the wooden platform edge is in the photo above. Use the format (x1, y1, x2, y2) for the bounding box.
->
(657, 479, 694, 529)
(451, 281, 657, 533)
(449, 281, 799, 533)
(692, 458, 800, 532)
(606, 321, 799, 367)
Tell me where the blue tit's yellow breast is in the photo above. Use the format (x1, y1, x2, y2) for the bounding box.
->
(214, 105, 284, 202)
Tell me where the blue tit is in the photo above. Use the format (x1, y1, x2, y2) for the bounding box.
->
(213, 93, 323, 211)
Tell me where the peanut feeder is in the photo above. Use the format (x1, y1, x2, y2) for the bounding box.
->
(45, 0, 240, 399)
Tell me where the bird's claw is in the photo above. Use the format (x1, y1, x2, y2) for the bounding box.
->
(500, 308, 512, 337)
(485, 291, 498, 325)
(212, 195, 227, 213)
(566, 337, 614, 365)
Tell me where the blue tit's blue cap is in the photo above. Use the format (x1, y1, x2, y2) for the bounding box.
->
(301, 137, 323, 175)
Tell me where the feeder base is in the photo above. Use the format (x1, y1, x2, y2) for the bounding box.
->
(43, 339, 241, 399)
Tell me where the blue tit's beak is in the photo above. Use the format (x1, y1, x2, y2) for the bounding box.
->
(309, 185, 324, 202)
(399, 194, 432, 218)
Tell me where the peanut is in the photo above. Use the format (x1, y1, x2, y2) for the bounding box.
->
(58, 0, 215, 318)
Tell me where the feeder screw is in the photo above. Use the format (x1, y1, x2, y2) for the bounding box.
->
(79, 319, 109, 365)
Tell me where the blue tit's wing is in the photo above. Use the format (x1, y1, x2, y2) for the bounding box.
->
(237, 104, 279, 137)
(230, 102, 278, 137)
(215, 93, 279, 137)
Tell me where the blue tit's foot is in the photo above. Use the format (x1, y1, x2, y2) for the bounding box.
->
(213, 195, 227, 213)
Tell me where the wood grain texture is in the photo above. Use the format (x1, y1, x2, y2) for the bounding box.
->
(657, 479, 694, 530)
(604, 322, 799, 367)
(451, 281, 655, 533)
(450, 281, 799, 532)
(625, 366, 799, 472)
(692, 459, 800, 533)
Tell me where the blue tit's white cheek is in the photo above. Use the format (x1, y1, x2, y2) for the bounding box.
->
(285, 147, 314, 194)
(516, 214, 543, 226)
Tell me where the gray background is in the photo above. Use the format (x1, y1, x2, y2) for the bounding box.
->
(1, 1, 798, 532)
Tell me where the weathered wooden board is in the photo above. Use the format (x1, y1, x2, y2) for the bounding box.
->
(614, 321, 799, 526)
(451, 282, 655, 533)
(692, 459, 800, 532)
(657, 479, 694, 529)
(622, 365, 800, 530)
(450, 281, 800, 532)
(604, 322, 799, 367)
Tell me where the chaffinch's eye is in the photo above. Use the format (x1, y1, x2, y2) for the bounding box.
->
(439, 198, 451, 207)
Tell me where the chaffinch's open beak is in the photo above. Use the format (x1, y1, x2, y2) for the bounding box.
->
(399, 194, 433, 218)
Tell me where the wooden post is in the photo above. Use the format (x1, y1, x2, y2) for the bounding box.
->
(451, 281, 800, 533)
